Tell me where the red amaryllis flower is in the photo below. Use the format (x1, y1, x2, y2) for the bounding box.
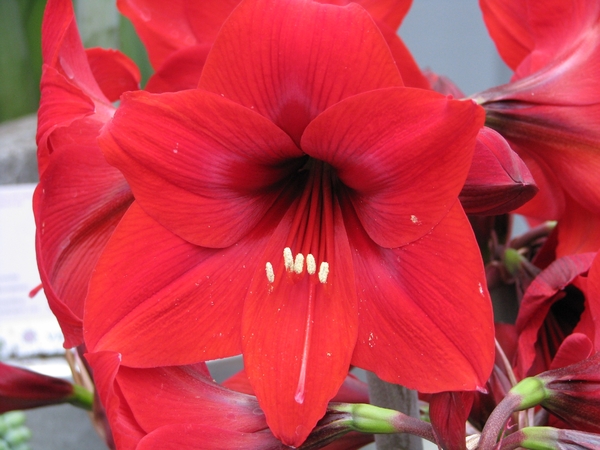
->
(0, 362, 91, 412)
(515, 251, 599, 378)
(84, 0, 493, 445)
(86, 351, 376, 450)
(119, 0, 429, 92)
(476, 0, 600, 256)
(34, 0, 135, 347)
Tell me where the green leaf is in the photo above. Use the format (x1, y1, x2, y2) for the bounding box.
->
(0, 0, 39, 121)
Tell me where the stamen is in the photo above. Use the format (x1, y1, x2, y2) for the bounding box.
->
(283, 247, 294, 271)
(294, 253, 305, 274)
(318, 262, 329, 284)
(265, 262, 275, 283)
(306, 254, 316, 275)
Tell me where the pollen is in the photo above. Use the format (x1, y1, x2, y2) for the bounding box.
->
(410, 215, 420, 224)
(318, 262, 329, 284)
(306, 254, 316, 275)
(280, 248, 329, 283)
(283, 247, 294, 271)
(265, 262, 275, 283)
(293, 253, 305, 274)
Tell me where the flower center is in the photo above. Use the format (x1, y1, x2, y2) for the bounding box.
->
(261, 159, 338, 404)
(265, 248, 329, 284)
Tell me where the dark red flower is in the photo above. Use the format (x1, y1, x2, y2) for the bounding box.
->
(83, 0, 494, 445)
(0, 362, 91, 412)
(476, 0, 600, 256)
(536, 352, 600, 434)
(515, 252, 599, 378)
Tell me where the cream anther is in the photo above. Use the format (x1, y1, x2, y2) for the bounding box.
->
(306, 254, 316, 275)
(318, 262, 329, 284)
(265, 262, 275, 283)
(294, 253, 305, 274)
(283, 247, 294, 271)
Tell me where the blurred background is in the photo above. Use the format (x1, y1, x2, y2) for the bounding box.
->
(0, 0, 511, 448)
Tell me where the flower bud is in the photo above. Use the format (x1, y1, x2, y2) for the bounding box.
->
(0, 363, 92, 412)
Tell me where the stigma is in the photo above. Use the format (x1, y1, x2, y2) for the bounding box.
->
(265, 247, 329, 284)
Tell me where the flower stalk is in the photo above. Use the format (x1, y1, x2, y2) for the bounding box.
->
(498, 427, 600, 450)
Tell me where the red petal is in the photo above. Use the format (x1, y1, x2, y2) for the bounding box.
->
(588, 252, 600, 350)
(347, 201, 495, 392)
(38, 0, 115, 173)
(302, 87, 483, 248)
(351, 0, 412, 31)
(242, 195, 358, 446)
(515, 253, 596, 377)
(41, 0, 106, 101)
(550, 333, 594, 370)
(556, 200, 600, 257)
(98, 89, 302, 248)
(84, 202, 270, 364)
(199, 0, 403, 143)
(85, 352, 146, 450)
(482, 107, 600, 226)
(36, 65, 96, 173)
(34, 119, 132, 347)
(425, 70, 465, 97)
(512, 145, 565, 220)
(116, 0, 239, 68)
(331, 373, 369, 403)
(429, 391, 474, 450)
(85, 48, 141, 102)
(145, 44, 211, 93)
(138, 426, 280, 450)
(460, 127, 537, 215)
(222, 370, 369, 404)
(115, 365, 266, 433)
(86, 351, 275, 450)
(221, 370, 255, 396)
(519, 0, 600, 75)
(478, 0, 533, 70)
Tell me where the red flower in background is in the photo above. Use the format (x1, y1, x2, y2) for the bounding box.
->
(83, 0, 494, 445)
(118, 0, 430, 92)
(536, 351, 600, 434)
(86, 351, 374, 450)
(515, 251, 599, 378)
(0, 363, 90, 412)
(34, 0, 136, 347)
(476, 0, 600, 256)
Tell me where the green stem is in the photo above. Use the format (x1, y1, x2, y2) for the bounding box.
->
(68, 384, 94, 411)
(479, 378, 548, 448)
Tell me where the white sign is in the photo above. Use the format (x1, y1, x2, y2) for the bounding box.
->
(0, 184, 64, 358)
